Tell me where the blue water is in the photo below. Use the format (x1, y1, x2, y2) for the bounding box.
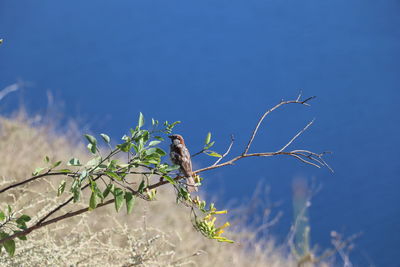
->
(1, 1, 399, 266)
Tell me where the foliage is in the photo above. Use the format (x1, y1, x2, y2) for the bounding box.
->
(0, 205, 30, 256)
(0, 115, 305, 266)
(0, 113, 232, 256)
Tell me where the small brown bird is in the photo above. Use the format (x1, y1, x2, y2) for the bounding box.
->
(168, 134, 198, 192)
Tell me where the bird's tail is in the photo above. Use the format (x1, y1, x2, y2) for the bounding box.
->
(186, 176, 198, 193)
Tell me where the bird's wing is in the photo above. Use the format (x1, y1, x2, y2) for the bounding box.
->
(180, 146, 193, 177)
(170, 144, 182, 164)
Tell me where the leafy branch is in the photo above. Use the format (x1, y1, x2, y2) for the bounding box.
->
(0, 93, 331, 256)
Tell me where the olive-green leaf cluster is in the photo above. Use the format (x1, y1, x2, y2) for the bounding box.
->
(54, 113, 182, 215)
(201, 132, 222, 158)
(0, 205, 30, 256)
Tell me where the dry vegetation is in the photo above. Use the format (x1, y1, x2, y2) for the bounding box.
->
(0, 112, 330, 267)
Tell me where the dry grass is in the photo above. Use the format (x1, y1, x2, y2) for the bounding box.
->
(0, 113, 329, 267)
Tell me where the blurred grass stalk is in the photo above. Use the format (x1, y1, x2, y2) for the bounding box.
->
(292, 177, 311, 258)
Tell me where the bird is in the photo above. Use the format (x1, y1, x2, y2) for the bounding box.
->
(168, 134, 198, 192)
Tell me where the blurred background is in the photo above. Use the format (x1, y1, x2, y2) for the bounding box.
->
(0, 0, 399, 266)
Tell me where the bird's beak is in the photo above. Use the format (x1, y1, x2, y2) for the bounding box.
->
(168, 135, 173, 139)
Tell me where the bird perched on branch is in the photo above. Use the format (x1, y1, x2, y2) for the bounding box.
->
(168, 134, 198, 192)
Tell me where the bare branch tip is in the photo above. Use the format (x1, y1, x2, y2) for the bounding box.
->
(296, 90, 303, 101)
(301, 95, 317, 105)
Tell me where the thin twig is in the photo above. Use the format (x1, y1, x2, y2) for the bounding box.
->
(212, 134, 234, 166)
(191, 149, 205, 158)
(0, 148, 121, 195)
(278, 119, 315, 152)
(0, 172, 70, 194)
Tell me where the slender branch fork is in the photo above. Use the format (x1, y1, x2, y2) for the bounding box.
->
(0, 93, 332, 245)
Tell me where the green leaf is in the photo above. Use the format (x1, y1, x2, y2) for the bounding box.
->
(205, 132, 211, 145)
(84, 134, 97, 145)
(18, 215, 31, 222)
(89, 192, 98, 210)
(163, 175, 176, 185)
(205, 141, 215, 149)
(67, 158, 81, 166)
(169, 121, 181, 129)
(116, 163, 129, 169)
(32, 167, 45, 176)
(44, 156, 50, 163)
(113, 188, 124, 212)
(103, 184, 114, 198)
(107, 160, 118, 171)
(70, 178, 79, 193)
(0, 211, 5, 221)
(58, 180, 66, 196)
(141, 159, 159, 165)
(138, 180, 145, 193)
(138, 112, 145, 128)
(155, 148, 167, 156)
(165, 165, 180, 172)
(117, 142, 132, 152)
(79, 169, 88, 180)
(154, 136, 164, 141)
(86, 156, 101, 167)
(0, 232, 15, 257)
(52, 161, 62, 168)
(145, 147, 158, 156)
(100, 133, 111, 143)
(5, 239, 15, 256)
(122, 134, 131, 142)
(142, 130, 150, 143)
(92, 183, 104, 201)
(205, 151, 222, 158)
(125, 192, 135, 214)
(16, 215, 30, 229)
(105, 171, 122, 181)
(13, 231, 27, 241)
(16, 221, 27, 230)
(179, 187, 190, 200)
(73, 189, 81, 202)
(87, 143, 97, 154)
(148, 140, 161, 147)
(59, 169, 72, 173)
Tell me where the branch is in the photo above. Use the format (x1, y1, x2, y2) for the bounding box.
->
(0, 172, 70, 194)
(36, 174, 101, 225)
(0, 174, 175, 245)
(244, 93, 316, 155)
(0, 148, 121, 195)
(195, 94, 331, 174)
(0, 199, 115, 244)
(191, 149, 205, 158)
(0, 93, 331, 245)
